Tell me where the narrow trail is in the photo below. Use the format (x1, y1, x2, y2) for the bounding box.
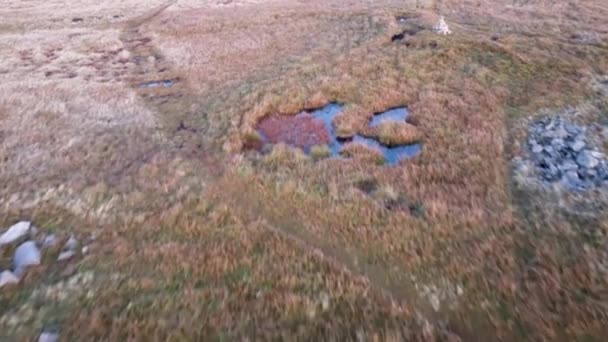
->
(118, 1, 460, 337)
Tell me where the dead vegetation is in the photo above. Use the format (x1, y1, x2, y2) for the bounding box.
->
(1, 0, 608, 340)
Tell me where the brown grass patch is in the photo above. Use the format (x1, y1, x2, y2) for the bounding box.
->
(1, 0, 608, 340)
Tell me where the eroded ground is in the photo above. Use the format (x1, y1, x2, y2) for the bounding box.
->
(1, 0, 608, 340)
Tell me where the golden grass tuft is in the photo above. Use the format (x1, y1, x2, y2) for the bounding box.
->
(340, 142, 385, 165)
(362, 121, 422, 146)
(310, 144, 331, 161)
(332, 105, 371, 138)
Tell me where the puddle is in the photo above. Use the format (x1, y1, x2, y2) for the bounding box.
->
(370, 107, 409, 127)
(138, 80, 174, 88)
(255, 104, 421, 165)
(352, 135, 421, 165)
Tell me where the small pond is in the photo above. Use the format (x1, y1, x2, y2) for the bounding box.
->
(256, 104, 421, 166)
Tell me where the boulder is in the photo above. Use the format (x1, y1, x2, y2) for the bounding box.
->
(13, 241, 41, 275)
(0, 221, 31, 246)
(0, 270, 19, 288)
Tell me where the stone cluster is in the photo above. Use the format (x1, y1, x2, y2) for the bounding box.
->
(0, 221, 90, 289)
(528, 117, 608, 190)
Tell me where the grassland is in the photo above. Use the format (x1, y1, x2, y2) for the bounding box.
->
(1, 0, 608, 340)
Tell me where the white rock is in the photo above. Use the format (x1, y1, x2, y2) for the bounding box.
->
(0, 221, 31, 246)
(13, 241, 41, 275)
(64, 235, 78, 251)
(433, 16, 452, 35)
(38, 332, 59, 342)
(57, 250, 75, 261)
(429, 293, 441, 311)
(0, 270, 19, 287)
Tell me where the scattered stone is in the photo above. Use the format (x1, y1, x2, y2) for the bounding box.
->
(429, 293, 441, 311)
(0, 221, 31, 246)
(13, 241, 41, 275)
(42, 234, 57, 248)
(57, 250, 75, 261)
(64, 235, 78, 251)
(38, 331, 59, 342)
(0, 270, 19, 287)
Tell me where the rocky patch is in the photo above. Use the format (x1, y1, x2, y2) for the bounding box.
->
(515, 116, 608, 192)
(0, 221, 94, 289)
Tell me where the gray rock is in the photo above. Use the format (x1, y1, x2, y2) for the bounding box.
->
(551, 138, 565, 149)
(42, 234, 57, 248)
(565, 123, 581, 135)
(13, 241, 41, 275)
(570, 140, 586, 152)
(0, 270, 19, 287)
(29, 225, 39, 238)
(64, 235, 78, 251)
(531, 144, 543, 154)
(589, 150, 605, 159)
(544, 145, 554, 154)
(57, 250, 75, 261)
(598, 164, 608, 180)
(561, 171, 589, 190)
(559, 160, 578, 171)
(0, 221, 31, 246)
(576, 150, 600, 169)
(553, 127, 569, 139)
(582, 168, 598, 180)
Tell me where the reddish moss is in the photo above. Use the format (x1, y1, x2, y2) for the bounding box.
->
(256, 112, 330, 152)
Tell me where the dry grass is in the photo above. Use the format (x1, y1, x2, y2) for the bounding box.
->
(362, 121, 423, 146)
(1, 0, 608, 340)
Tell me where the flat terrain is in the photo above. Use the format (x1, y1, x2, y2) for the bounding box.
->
(1, 0, 607, 340)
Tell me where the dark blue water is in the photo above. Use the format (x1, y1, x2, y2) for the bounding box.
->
(259, 104, 421, 166)
(309, 103, 344, 156)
